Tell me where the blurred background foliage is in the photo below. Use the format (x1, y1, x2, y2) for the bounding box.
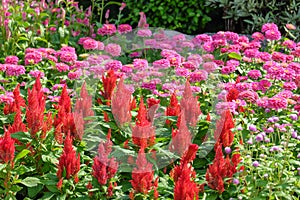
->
(78, 0, 300, 39)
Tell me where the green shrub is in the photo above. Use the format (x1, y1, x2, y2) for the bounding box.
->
(120, 0, 214, 34)
(206, 0, 300, 40)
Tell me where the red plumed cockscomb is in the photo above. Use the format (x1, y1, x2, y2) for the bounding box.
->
(132, 98, 156, 148)
(92, 129, 118, 185)
(130, 148, 157, 196)
(171, 144, 199, 200)
(8, 110, 27, 134)
(100, 70, 118, 104)
(111, 77, 132, 126)
(26, 77, 46, 137)
(214, 110, 235, 147)
(205, 143, 242, 193)
(165, 93, 181, 126)
(170, 112, 192, 156)
(74, 82, 94, 123)
(4, 84, 26, 115)
(180, 81, 201, 127)
(57, 132, 80, 182)
(226, 88, 239, 103)
(0, 129, 15, 166)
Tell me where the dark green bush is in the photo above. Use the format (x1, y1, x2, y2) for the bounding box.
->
(206, 0, 300, 40)
(120, 0, 214, 34)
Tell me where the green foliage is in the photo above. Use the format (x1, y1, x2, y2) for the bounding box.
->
(206, 0, 300, 41)
(120, 0, 214, 34)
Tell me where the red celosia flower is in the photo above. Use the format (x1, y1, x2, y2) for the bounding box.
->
(111, 77, 132, 126)
(74, 82, 94, 124)
(226, 88, 239, 102)
(130, 148, 157, 196)
(41, 112, 53, 139)
(57, 178, 63, 190)
(8, 110, 27, 134)
(4, 84, 26, 115)
(100, 70, 118, 104)
(58, 85, 71, 113)
(147, 97, 160, 123)
(165, 93, 181, 126)
(174, 165, 199, 200)
(180, 81, 201, 127)
(214, 110, 235, 147)
(26, 77, 46, 137)
(147, 98, 160, 108)
(170, 112, 192, 156)
(132, 98, 156, 148)
(205, 143, 241, 193)
(205, 144, 225, 193)
(0, 129, 15, 165)
(57, 132, 80, 181)
(171, 144, 199, 200)
(92, 130, 118, 185)
(54, 85, 85, 141)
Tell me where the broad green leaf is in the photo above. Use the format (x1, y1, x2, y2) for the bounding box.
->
(228, 52, 242, 60)
(15, 149, 31, 162)
(21, 177, 41, 187)
(39, 192, 55, 200)
(28, 184, 43, 198)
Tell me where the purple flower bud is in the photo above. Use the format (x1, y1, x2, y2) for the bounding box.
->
(225, 147, 232, 154)
(237, 126, 243, 131)
(271, 146, 280, 151)
(249, 124, 257, 132)
(260, 154, 266, 158)
(272, 116, 279, 122)
(267, 117, 274, 123)
(265, 108, 270, 113)
(266, 127, 274, 133)
(290, 114, 298, 121)
(274, 123, 280, 128)
(233, 179, 239, 185)
(298, 153, 300, 158)
(291, 131, 297, 138)
(264, 137, 270, 143)
(247, 138, 253, 145)
(260, 132, 266, 137)
(252, 161, 260, 167)
(256, 134, 264, 142)
(297, 136, 300, 140)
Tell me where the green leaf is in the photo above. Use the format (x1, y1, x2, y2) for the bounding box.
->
(14, 165, 34, 175)
(15, 149, 31, 162)
(28, 184, 43, 198)
(21, 177, 41, 187)
(228, 52, 242, 60)
(39, 192, 55, 200)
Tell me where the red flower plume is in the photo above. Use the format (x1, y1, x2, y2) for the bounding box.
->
(57, 132, 80, 183)
(180, 80, 201, 127)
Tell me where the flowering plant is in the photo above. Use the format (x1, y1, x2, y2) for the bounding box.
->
(0, 1, 300, 200)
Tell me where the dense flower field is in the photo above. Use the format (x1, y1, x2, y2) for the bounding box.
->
(0, 0, 300, 199)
